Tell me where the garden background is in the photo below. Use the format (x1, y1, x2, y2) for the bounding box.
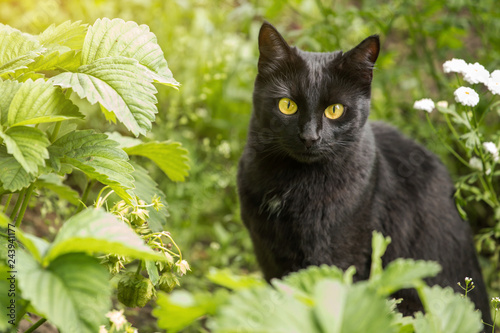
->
(1, 0, 499, 332)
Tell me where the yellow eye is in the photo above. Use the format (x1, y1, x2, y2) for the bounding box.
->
(325, 104, 345, 120)
(278, 98, 298, 115)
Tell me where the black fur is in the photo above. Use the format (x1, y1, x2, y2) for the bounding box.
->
(237, 22, 492, 324)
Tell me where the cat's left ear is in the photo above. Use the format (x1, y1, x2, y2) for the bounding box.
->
(341, 35, 380, 81)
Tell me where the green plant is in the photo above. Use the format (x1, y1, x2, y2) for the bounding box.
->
(414, 58, 500, 298)
(153, 231, 489, 333)
(0, 18, 190, 332)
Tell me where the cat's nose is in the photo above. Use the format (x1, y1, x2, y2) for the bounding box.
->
(299, 133, 320, 148)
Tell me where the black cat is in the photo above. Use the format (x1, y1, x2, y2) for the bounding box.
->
(237, 21, 492, 324)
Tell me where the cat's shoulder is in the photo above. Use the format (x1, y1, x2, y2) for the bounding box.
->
(369, 121, 450, 181)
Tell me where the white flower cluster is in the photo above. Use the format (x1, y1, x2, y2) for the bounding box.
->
(413, 98, 435, 113)
(483, 142, 499, 162)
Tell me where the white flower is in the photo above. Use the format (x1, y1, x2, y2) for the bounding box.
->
(463, 62, 489, 84)
(443, 58, 468, 74)
(175, 259, 191, 276)
(491, 70, 500, 80)
(99, 326, 108, 333)
(483, 142, 499, 161)
(454, 87, 479, 107)
(469, 157, 482, 171)
(106, 310, 127, 330)
(413, 98, 435, 113)
(436, 100, 448, 109)
(486, 75, 500, 95)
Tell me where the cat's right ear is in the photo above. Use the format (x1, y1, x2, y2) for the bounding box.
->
(258, 22, 291, 73)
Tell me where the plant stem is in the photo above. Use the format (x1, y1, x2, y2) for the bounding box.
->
(3, 194, 13, 213)
(24, 318, 47, 333)
(426, 114, 470, 167)
(50, 121, 62, 143)
(9, 188, 26, 221)
(135, 260, 143, 276)
(15, 183, 36, 228)
(76, 179, 94, 213)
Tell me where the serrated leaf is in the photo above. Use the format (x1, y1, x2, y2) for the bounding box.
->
(0, 80, 22, 125)
(51, 57, 158, 136)
(208, 285, 316, 333)
(20, 48, 81, 74)
(0, 146, 36, 191)
(36, 174, 80, 205)
(370, 259, 441, 296)
(18, 251, 111, 333)
(124, 141, 190, 182)
(207, 268, 265, 290)
(155, 290, 230, 333)
(43, 208, 167, 264)
(82, 18, 178, 87)
(49, 130, 134, 202)
(0, 125, 49, 174)
(38, 20, 87, 50)
(129, 163, 168, 232)
(370, 231, 392, 278)
(282, 264, 346, 294)
(0, 27, 45, 77)
(8, 78, 82, 127)
(414, 286, 483, 333)
(146, 260, 160, 285)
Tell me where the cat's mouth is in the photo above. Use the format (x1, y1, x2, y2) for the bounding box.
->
(288, 150, 324, 163)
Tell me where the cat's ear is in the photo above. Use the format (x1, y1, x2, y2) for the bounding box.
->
(258, 22, 291, 73)
(341, 35, 380, 82)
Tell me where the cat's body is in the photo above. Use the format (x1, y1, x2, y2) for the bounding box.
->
(237, 22, 492, 323)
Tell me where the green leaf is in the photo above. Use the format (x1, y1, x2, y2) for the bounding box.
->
(0, 125, 49, 174)
(49, 130, 134, 202)
(35, 174, 80, 205)
(43, 208, 168, 264)
(51, 57, 159, 136)
(38, 20, 87, 50)
(0, 80, 22, 125)
(0, 26, 45, 77)
(282, 264, 347, 294)
(82, 18, 178, 87)
(129, 163, 168, 232)
(124, 141, 190, 182)
(146, 260, 160, 286)
(0, 146, 37, 191)
(18, 251, 111, 333)
(414, 286, 483, 333)
(20, 48, 82, 74)
(207, 268, 265, 290)
(154, 290, 230, 333)
(370, 231, 392, 278)
(208, 286, 316, 333)
(8, 78, 82, 126)
(370, 259, 441, 296)
(461, 132, 480, 150)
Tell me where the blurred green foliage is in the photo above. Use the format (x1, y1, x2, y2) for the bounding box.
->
(2, 0, 500, 331)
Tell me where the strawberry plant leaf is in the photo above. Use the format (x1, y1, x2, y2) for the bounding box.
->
(18, 251, 111, 333)
(35, 174, 80, 205)
(82, 18, 179, 87)
(0, 147, 36, 191)
(0, 26, 45, 77)
(129, 163, 168, 232)
(369, 259, 441, 296)
(0, 126, 49, 175)
(48, 130, 135, 202)
(414, 286, 483, 333)
(42, 208, 168, 264)
(51, 57, 159, 136)
(124, 141, 190, 182)
(0, 80, 22, 125)
(38, 20, 87, 50)
(8, 78, 83, 127)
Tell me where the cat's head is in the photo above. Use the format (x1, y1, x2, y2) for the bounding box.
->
(251, 22, 379, 163)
